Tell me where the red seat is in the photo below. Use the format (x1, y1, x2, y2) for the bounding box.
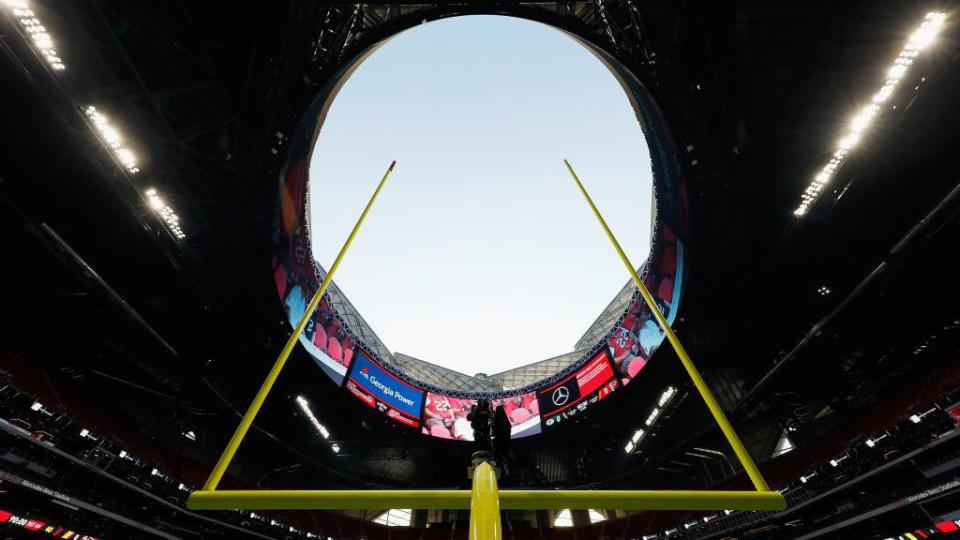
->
(661, 246, 677, 276)
(326, 320, 340, 336)
(280, 160, 305, 233)
(342, 348, 353, 367)
(657, 277, 674, 303)
(627, 357, 648, 378)
(312, 324, 327, 350)
(430, 425, 452, 439)
(501, 398, 520, 416)
(273, 265, 287, 299)
(522, 393, 537, 408)
(327, 337, 343, 362)
(510, 408, 532, 424)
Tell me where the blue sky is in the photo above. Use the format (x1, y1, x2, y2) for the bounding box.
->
(309, 15, 653, 375)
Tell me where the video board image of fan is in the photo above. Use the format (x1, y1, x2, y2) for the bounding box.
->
(273, 155, 359, 386)
(280, 278, 357, 386)
(538, 349, 619, 429)
(607, 224, 684, 385)
(422, 392, 541, 441)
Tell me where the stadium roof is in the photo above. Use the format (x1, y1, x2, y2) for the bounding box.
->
(1, 0, 958, 510)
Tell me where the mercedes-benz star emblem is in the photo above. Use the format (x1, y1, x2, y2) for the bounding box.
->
(551, 386, 570, 406)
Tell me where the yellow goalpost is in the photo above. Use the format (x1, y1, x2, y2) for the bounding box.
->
(187, 159, 786, 539)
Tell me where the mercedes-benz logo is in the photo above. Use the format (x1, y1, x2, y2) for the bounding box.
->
(551, 386, 570, 406)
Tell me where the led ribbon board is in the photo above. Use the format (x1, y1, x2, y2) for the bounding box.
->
(345, 352, 424, 428)
(271, 26, 689, 439)
(538, 349, 618, 429)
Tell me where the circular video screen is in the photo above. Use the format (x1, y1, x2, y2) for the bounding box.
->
(274, 15, 688, 441)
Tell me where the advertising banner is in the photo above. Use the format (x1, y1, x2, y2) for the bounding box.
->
(0, 507, 98, 539)
(538, 350, 618, 429)
(346, 352, 424, 428)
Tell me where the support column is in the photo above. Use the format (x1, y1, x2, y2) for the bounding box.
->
(468, 462, 501, 540)
(411, 509, 428, 528)
(571, 509, 590, 528)
(535, 510, 551, 530)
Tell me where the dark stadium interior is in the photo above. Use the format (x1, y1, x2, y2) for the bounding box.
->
(1, 1, 959, 539)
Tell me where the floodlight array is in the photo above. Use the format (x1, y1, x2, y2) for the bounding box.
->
(87, 109, 187, 241)
(625, 386, 676, 453)
(1, 0, 65, 70)
(794, 12, 946, 217)
(145, 188, 186, 239)
(84, 106, 140, 174)
(3, 1, 189, 242)
(296, 395, 341, 454)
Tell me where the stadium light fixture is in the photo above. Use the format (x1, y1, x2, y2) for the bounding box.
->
(296, 396, 330, 439)
(626, 387, 675, 453)
(658, 386, 677, 407)
(910, 407, 938, 423)
(829, 454, 848, 467)
(144, 188, 186, 240)
(794, 11, 946, 217)
(625, 429, 646, 454)
(84, 106, 140, 174)
(865, 432, 890, 448)
(87, 106, 188, 241)
(1, 0, 66, 70)
(297, 395, 343, 456)
(4, 5, 192, 244)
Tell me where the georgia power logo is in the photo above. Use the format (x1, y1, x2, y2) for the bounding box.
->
(358, 364, 416, 408)
(551, 386, 570, 407)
